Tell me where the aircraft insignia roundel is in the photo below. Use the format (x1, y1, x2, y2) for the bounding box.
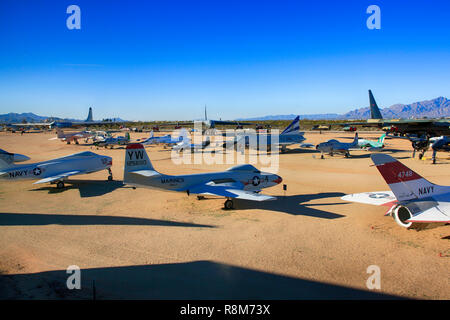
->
(252, 176, 260, 186)
(33, 168, 42, 176)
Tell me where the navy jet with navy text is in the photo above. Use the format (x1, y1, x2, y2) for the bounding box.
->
(0, 149, 113, 189)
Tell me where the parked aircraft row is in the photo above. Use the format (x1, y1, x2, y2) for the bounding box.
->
(1, 141, 448, 229)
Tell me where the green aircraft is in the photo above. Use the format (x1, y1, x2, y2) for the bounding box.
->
(357, 133, 386, 149)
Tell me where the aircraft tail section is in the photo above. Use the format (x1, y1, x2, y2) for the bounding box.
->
(0, 149, 17, 170)
(56, 128, 65, 139)
(378, 133, 386, 146)
(351, 133, 359, 146)
(369, 90, 383, 119)
(86, 107, 93, 122)
(281, 116, 300, 135)
(371, 154, 441, 201)
(124, 143, 159, 184)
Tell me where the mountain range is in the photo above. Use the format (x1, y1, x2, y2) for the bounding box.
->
(1, 96, 450, 123)
(237, 96, 450, 121)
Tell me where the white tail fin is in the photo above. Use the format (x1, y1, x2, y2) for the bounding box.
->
(124, 143, 159, 184)
(56, 128, 65, 138)
(371, 154, 442, 201)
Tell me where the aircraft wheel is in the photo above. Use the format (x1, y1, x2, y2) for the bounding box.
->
(224, 199, 234, 210)
(432, 158, 436, 164)
(320, 154, 324, 159)
(197, 196, 205, 200)
(418, 153, 423, 160)
(108, 175, 113, 181)
(67, 141, 70, 144)
(56, 181, 65, 189)
(75, 141, 79, 145)
(345, 152, 350, 158)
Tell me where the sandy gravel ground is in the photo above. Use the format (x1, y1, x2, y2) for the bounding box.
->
(0, 130, 448, 299)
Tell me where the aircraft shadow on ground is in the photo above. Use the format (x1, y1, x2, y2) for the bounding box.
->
(29, 180, 127, 197)
(232, 193, 346, 219)
(0, 260, 400, 299)
(0, 212, 216, 228)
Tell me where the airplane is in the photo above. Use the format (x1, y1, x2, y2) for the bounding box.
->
(430, 136, 450, 164)
(123, 143, 282, 209)
(316, 133, 359, 158)
(342, 154, 449, 230)
(140, 129, 188, 146)
(0, 149, 113, 189)
(51, 128, 95, 144)
(357, 133, 386, 150)
(94, 132, 130, 148)
(172, 134, 211, 153)
(223, 116, 310, 153)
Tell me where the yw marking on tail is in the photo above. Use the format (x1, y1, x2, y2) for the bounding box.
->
(127, 150, 144, 160)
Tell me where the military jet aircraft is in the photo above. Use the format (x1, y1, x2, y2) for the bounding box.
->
(430, 136, 450, 164)
(140, 129, 188, 146)
(316, 133, 359, 158)
(0, 149, 113, 189)
(51, 128, 95, 144)
(94, 132, 130, 149)
(223, 116, 310, 153)
(172, 134, 211, 153)
(123, 143, 282, 209)
(357, 133, 386, 150)
(342, 154, 449, 230)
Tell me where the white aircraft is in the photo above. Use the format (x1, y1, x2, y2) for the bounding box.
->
(123, 143, 282, 209)
(94, 132, 130, 148)
(0, 149, 113, 189)
(316, 133, 359, 158)
(141, 129, 188, 146)
(342, 154, 449, 229)
(172, 134, 211, 153)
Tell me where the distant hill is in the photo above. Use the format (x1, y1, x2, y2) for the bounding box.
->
(0, 112, 125, 124)
(237, 97, 450, 121)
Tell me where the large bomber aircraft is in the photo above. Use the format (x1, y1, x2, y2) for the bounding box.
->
(0, 149, 113, 189)
(53, 107, 123, 128)
(123, 143, 282, 209)
(342, 154, 449, 230)
(315, 133, 359, 158)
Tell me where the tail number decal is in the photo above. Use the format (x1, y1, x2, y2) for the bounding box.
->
(397, 171, 413, 179)
(127, 150, 146, 166)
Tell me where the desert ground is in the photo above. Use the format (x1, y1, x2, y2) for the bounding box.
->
(0, 129, 448, 299)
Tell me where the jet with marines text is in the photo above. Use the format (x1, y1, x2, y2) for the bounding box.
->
(124, 143, 282, 209)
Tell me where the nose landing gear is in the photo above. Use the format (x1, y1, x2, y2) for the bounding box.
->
(224, 199, 234, 210)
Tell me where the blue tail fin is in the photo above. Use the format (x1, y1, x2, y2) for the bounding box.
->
(369, 90, 383, 119)
(281, 116, 300, 135)
(86, 107, 93, 122)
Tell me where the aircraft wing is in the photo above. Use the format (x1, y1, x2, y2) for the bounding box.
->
(189, 182, 276, 201)
(341, 191, 396, 206)
(33, 170, 82, 184)
(408, 206, 450, 223)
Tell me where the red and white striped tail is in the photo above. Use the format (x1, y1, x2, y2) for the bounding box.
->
(371, 154, 436, 201)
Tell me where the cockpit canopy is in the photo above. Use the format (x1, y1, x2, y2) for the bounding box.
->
(227, 164, 260, 173)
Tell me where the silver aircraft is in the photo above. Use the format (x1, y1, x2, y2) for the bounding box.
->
(316, 133, 359, 158)
(0, 149, 113, 189)
(124, 143, 282, 209)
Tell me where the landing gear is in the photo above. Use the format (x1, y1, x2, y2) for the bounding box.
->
(224, 199, 234, 210)
(320, 154, 324, 159)
(75, 140, 79, 145)
(67, 141, 70, 144)
(107, 168, 113, 181)
(197, 196, 205, 200)
(344, 152, 350, 158)
(56, 181, 65, 189)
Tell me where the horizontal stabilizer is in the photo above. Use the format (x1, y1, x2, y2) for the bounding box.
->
(128, 170, 160, 177)
(341, 191, 396, 206)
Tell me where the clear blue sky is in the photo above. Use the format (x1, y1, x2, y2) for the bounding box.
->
(1, 0, 450, 120)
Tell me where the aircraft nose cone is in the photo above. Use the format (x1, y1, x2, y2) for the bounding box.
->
(273, 175, 282, 184)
